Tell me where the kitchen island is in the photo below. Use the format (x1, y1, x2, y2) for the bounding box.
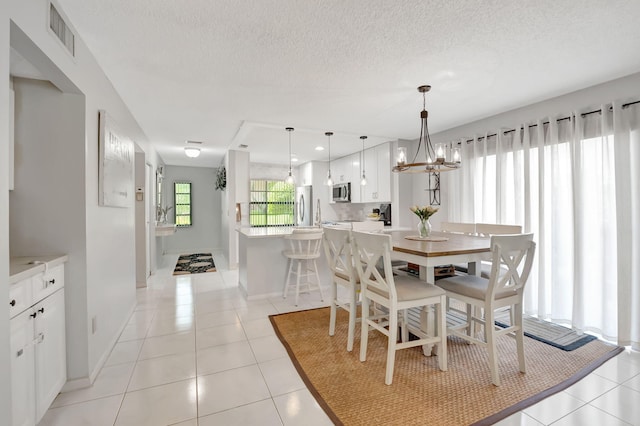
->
(236, 226, 330, 300)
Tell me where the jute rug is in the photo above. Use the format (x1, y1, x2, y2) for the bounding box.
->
(172, 253, 216, 275)
(270, 307, 623, 426)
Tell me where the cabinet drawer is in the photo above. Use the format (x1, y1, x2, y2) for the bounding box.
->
(31, 265, 64, 303)
(9, 278, 32, 319)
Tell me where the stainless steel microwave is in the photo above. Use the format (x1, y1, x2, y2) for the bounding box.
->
(332, 182, 351, 202)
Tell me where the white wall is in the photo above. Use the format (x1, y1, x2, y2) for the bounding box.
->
(6, 0, 162, 397)
(0, 0, 12, 418)
(162, 166, 221, 254)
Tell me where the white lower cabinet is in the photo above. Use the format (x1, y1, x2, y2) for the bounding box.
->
(10, 309, 36, 426)
(9, 264, 66, 426)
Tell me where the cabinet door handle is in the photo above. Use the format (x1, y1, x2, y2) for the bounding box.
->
(30, 312, 37, 318)
(38, 307, 45, 314)
(49, 279, 56, 285)
(10, 299, 16, 307)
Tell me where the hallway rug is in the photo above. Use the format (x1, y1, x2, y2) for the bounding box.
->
(270, 307, 623, 426)
(173, 253, 216, 275)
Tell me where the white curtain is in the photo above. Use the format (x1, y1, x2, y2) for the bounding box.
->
(447, 102, 640, 349)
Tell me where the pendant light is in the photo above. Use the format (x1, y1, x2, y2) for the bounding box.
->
(284, 127, 295, 184)
(325, 131, 334, 186)
(359, 135, 367, 186)
(392, 85, 461, 173)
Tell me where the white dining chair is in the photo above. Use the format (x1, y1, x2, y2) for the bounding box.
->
(283, 228, 325, 306)
(475, 223, 522, 237)
(475, 224, 523, 278)
(441, 221, 476, 235)
(439, 222, 477, 275)
(351, 230, 447, 385)
(436, 233, 536, 386)
(322, 226, 360, 351)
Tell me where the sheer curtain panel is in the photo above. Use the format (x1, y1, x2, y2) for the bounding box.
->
(447, 101, 640, 349)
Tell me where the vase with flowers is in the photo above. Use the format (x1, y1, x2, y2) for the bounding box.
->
(410, 205, 438, 238)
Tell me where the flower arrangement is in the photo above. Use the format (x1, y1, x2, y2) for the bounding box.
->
(410, 205, 438, 238)
(410, 205, 438, 221)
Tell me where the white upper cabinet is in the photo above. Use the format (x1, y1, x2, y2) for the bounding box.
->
(362, 142, 391, 203)
(349, 152, 362, 203)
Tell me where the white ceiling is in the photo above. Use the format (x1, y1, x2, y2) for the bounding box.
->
(53, 0, 640, 168)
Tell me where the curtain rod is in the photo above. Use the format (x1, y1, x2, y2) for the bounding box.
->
(462, 99, 640, 144)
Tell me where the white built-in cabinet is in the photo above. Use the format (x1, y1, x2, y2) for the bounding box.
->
(10, 262, 66, 426)
(362, 143, 391, 203)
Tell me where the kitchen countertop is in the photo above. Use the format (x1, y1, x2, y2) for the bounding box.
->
(10, 255, 69, 284)
(237, 224, 411, 238)
(237, 226, 322, 238)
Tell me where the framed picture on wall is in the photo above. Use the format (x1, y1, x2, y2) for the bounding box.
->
(98, 110, 134, 207)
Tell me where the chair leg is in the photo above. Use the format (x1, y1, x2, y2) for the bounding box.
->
(346, 286, 357, 352)
(359, 295, 370, 362)
(313, 259, 324, 302)
(294, 260, 302, 306)
(283, 258, 292, 299)
(437, 297, 447, 372)
(329, 281, 337, 337)
(485, 308, 500, 386)
(385, 309, 398, 385)
(514, 303, 526, 374)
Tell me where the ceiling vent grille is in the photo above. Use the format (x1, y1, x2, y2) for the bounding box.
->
(49, 3, 75, 56)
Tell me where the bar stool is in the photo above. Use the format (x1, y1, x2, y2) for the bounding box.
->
(283, 229, 325, 306)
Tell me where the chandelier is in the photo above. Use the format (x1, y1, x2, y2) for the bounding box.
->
(392, 85, 461, 173)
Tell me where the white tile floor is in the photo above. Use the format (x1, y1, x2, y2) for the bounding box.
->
(39, 251, 640, 425)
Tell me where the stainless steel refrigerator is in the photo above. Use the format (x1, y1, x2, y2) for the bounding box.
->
(295, 185, 313, 226)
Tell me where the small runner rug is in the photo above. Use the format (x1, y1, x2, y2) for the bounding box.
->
(270, 307, 623, 426)
(173, 253, 216, 275)
(493, 311, 597, 351)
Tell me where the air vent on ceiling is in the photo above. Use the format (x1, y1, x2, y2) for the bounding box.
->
(49, 3, 75, 56)
(239, 144, 249, 149)
(186, 140, 203, 145)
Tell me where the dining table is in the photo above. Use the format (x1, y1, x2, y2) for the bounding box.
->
(388, 230, 492, 355)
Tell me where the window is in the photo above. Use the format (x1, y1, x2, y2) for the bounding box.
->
(174, 182, 192, 227)
(250, 180, 295, 227)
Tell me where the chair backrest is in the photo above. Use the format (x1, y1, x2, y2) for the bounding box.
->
(322, 226, 356, 281)
(285, 229, 324, 257)
(350, 231, 396, 300)
(441, 221, 476, 234)
(486, 233, 536, 300)
(351, 221, 384, 232)
(475, 223, 522, 237)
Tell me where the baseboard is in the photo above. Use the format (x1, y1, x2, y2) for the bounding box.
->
(61, 376, 93, 392)
(164, 247, 216, 255)
(61, 303, 135, 392)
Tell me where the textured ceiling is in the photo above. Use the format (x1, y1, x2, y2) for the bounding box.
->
(55, 0, 640, 167)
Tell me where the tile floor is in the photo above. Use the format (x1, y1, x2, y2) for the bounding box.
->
(39, 251, 640, 425)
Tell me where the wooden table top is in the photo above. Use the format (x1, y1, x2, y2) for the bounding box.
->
(389, 231, 491, 258)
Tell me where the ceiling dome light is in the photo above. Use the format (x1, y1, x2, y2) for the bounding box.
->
(184, 147, 201, 158)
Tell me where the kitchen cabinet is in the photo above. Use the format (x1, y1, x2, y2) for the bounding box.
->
(330, 155, 352, 185)
(362, 143, 391, 203)
(9, 262, 67, 426)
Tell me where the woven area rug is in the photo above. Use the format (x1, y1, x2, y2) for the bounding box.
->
(172, 253, 216, 275)
(270, 307, 623, 426)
